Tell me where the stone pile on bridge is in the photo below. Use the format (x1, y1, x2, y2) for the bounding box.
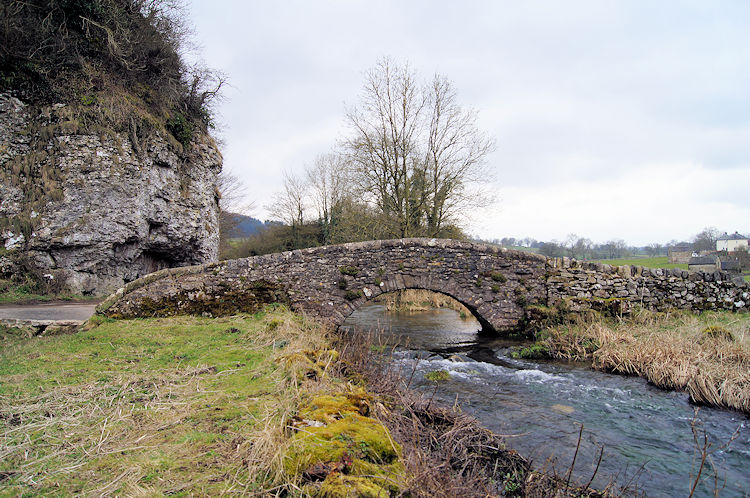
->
(97, 238, 749, 333)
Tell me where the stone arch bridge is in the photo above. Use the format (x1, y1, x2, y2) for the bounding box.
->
(98, 238, 748, 333)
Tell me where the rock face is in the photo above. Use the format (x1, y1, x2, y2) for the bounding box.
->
(0, 93, 221, 295)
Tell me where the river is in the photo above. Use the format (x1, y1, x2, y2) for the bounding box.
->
(341, 303, 750, 497)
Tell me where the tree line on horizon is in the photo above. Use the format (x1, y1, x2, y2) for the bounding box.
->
(481, 226, 745, 261)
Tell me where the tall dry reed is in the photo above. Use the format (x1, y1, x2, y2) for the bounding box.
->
(540, 310, 750, 413)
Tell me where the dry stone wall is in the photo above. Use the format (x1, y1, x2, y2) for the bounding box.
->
(547, 258, 748, 312)
(98, 239, 749, 333)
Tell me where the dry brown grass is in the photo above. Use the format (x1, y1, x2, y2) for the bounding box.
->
(540, 309, 750, 413)
(377, 289, 472, 316)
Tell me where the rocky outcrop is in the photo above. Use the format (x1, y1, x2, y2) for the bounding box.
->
(0, 93, 221, 295)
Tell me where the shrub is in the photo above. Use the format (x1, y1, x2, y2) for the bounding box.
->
(490, 271, 507, 283)
(337, 277, 348, 290)
(339, 265, 359, 277)
(345, 290, 362, 301)
(0, 0, 223, 135)
(166, 112, 194, 147)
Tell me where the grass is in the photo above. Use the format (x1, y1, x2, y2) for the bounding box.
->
(0, 306, 333, 495)
(744, 274, 750, 283)
(0, 282, 97, 305)
(531, 309, 750, 413)
(591, 256, 688, 270)
(376, 289, 471, 316)
(508, 246, 539, 253)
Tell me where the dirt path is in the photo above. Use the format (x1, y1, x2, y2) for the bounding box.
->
(0, 302, 99, 322)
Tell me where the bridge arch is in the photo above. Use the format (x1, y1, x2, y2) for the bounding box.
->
(99, 238, 549, 333)
(98, 238, 748, 331)
(336, 279, 494, 332)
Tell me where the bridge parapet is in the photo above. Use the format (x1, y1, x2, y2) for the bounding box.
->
(97, 239, 749, 333)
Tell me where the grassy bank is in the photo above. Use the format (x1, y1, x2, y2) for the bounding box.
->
(1, 305, 613, 496)
(513, 309, 750, 413)
(591, 256, 688, 270)
(0, 307, 331, 494)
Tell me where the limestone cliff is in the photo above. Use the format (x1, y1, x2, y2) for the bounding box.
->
(0, 93, 221, 295)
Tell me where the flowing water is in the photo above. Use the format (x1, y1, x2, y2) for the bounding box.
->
(341, 303, 750, 497)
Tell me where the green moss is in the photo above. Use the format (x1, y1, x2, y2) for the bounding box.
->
(509, 342, 550, 360)
(316, 473, 395, 497)
(339, 265, 359, 277)
(279, 348, 340, 382)
(490, 271, 507, 283)
(425, 370, 451, 382)
(285, 392, 403, 496)
(284, 413, 403, 496)
(491, 284, 501, 293)
(298, 391, 371, 424)
(344, 290, 363, 301)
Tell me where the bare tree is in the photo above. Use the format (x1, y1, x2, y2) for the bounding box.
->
(267, 171, 308, 246)
(344, 58, 494, 238)
(423, 74, 495, 235)
(216, 171, 252, 214)
(306, 153, 348, 245)
(693, 227, 720, 253)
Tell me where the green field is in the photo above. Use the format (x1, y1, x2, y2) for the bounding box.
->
(592, 256, 688, 270)
(508, 245, 540, 253)
(0, 307, 326, 495)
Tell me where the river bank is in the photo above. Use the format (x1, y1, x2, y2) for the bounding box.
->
(513, 308, 750, 414)
(0, 306, 608, 496)
(342, 302, 750, 496)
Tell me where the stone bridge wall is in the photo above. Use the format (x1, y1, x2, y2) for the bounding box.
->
(547, 257, 748, 312)
(97, 239, 749, 333)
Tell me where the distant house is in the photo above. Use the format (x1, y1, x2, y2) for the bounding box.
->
(668, 243, 693, 264)
(716, 232, 749, 252)
(688, 255, 720, 273)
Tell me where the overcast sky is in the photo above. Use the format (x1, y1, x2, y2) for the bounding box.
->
(187, 0, 750, 246)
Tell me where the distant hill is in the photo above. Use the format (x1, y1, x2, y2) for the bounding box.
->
(226, 214, 274, 238)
